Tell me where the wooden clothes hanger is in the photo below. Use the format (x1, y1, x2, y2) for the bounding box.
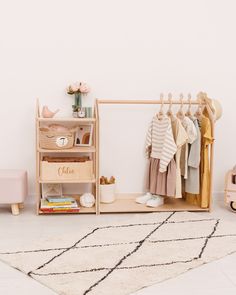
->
(176, 93, 185, 120)
(166, 93, 174, 117)
(157, 93, 165, 120)
(185, 93, 194, 119)
(194, 93, 203, 119)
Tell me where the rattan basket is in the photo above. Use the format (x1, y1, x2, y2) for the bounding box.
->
(39, 127, 75, 150)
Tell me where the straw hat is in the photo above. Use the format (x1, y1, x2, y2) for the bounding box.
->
(198, 92, 222, 121)
(209, 99, 222, 121)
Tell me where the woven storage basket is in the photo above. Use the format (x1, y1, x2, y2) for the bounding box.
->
(40, 160, 93, 181)
(39, 128, 75, 150)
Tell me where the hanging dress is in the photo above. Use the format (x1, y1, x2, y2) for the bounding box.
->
(146, 116, 177, 197)
(185, 115, 214, 208)
(185, 119, 201, 194)
(180, 116, 198, 180)
(171, 116, 188, 198)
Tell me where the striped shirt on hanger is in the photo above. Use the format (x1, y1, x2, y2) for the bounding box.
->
(146, 116, 177, 173)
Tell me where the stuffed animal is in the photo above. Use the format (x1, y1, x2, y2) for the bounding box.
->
(80, 193, 95, 208)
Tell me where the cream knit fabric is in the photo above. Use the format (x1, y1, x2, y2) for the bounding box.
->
(146, 116, 177, 172)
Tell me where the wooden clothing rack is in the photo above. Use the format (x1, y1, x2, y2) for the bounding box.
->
(95, 92, 215, 214)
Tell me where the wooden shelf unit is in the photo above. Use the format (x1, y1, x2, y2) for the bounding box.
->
(35, 101, 99, 215)
(35, 93, 216, 215)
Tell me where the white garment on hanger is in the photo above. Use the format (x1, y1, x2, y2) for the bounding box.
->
(180, 116, 197, 179)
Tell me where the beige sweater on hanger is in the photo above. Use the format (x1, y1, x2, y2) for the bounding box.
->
(146, 116, 177, 173)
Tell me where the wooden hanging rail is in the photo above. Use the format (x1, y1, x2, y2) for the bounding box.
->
(97, 99, 206, 105)
(95, 92, 215, 214)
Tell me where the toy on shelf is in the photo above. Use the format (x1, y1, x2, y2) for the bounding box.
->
(41, 106, 59, 118)
(80, 193, 95, 208)
(224, 166, 236, 211)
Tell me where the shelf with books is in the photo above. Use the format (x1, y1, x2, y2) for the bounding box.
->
(35, 99, 99, 215)
(38, 195, 96, 214)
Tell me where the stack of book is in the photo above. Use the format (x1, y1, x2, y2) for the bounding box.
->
(40, 196, 80, 213)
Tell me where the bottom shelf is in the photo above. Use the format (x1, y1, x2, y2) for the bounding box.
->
(99, 194, 209, 213)
(38, 195, 96, 215)
(37, 194, 209, 214)
(38, 206, 96, 214)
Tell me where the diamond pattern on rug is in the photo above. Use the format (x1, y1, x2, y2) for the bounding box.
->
(1, 212, 236, 295)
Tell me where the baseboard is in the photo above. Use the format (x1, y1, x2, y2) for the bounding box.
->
(25, 194, 35, 204)
(213, 191, 224, 198)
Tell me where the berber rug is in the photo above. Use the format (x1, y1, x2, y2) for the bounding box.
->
(1, 211, 236, 295)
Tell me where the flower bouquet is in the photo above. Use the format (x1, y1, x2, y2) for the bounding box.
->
(67, 82, 90, 117)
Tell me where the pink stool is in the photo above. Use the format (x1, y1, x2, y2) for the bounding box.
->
(0, 170, 28, 215)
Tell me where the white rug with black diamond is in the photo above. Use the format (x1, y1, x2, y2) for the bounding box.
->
(1, 211, 236, 295)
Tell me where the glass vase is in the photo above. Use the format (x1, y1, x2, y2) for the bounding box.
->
(74, 92, 82, 108)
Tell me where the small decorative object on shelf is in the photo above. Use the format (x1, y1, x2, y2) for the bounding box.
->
(42, 183, 62, 198)
(41, 105, 60, 118)
(85, 107, 93, 118)
(74, 125, 93, 146)
(100, 176, 116, 203)
(78, 107, 86, 118)
(80, 193, 95, 208)
(67, 81, 90, 117)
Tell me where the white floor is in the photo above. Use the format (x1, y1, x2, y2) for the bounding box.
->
(0, 197, 235, 295)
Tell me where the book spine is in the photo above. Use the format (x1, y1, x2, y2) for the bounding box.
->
(40, 208, 80, 212)
(46, 202, 73, 206)
(46, 198, 75, 203)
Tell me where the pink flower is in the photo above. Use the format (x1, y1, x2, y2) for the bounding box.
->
(71, 82, 80, 92)
(67, 81, 90, 95)
(79, 82, 90, 94)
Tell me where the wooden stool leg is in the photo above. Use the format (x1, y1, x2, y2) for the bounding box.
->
(11, 204, 19, 215)
(19, 203, 24, 209)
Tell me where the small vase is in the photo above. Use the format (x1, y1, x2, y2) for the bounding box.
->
(100, 184, 116, 203)
(74, 92, 82, 108)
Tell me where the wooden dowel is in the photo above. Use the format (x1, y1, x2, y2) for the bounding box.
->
(97, 99, 206, 105)
(95, 99, 100, 215)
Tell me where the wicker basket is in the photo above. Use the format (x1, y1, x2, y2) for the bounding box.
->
(39, 128, 75, 150)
